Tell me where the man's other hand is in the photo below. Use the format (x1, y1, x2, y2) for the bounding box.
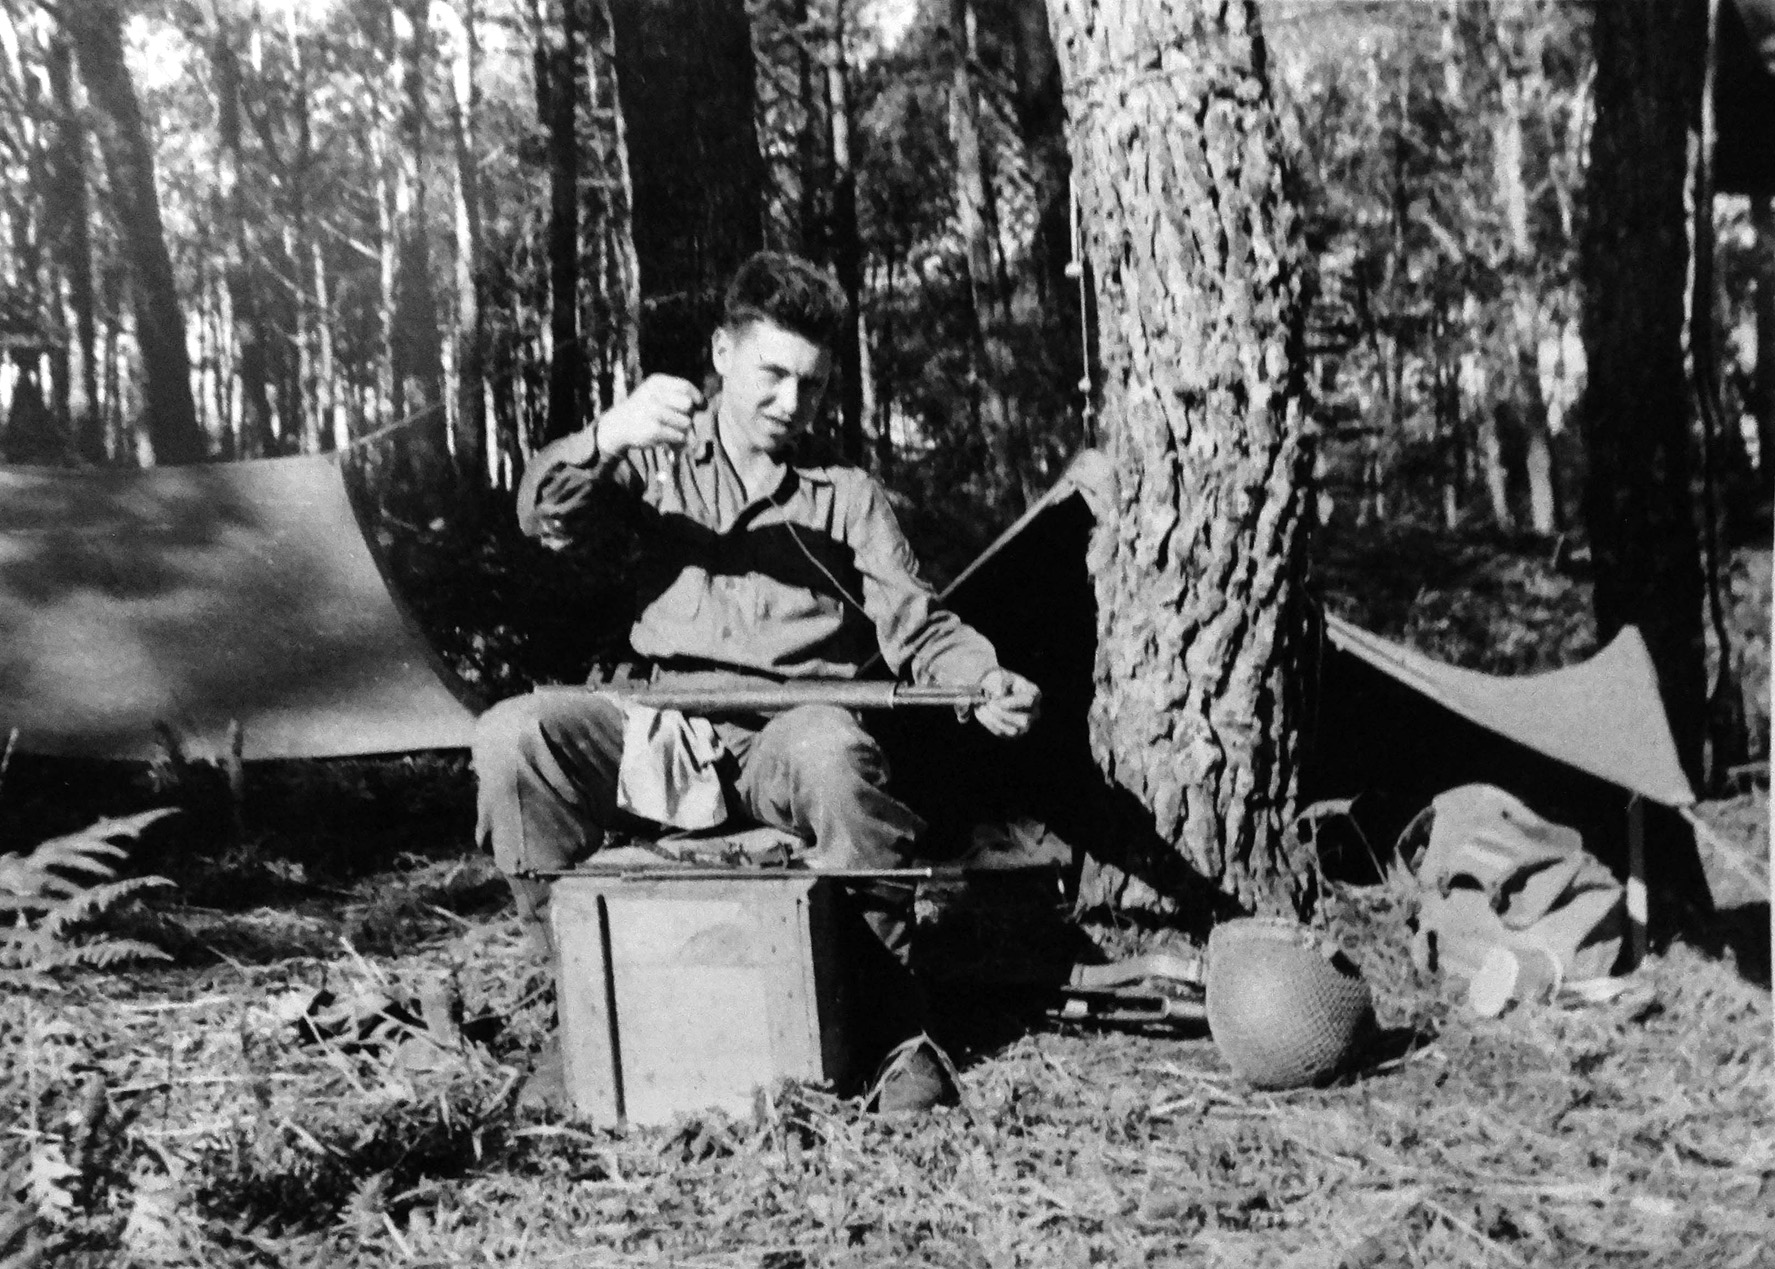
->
(594, 374, 705, 459)
(974, 668, 1041, 738)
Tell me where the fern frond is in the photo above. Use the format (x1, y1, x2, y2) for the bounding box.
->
(86, 808, 181, 841)
(39, 938, 173, 969)
(0, 809, 176, 900)
(40, 876, 175, 942)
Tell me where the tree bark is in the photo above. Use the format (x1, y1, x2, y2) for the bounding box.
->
(66, 0, 205, 464)
(1580, 0, 1708, 778)
(1046, 0, 1314, 916)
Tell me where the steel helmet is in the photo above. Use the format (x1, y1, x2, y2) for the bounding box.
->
(1205, 917, 1375, 1089)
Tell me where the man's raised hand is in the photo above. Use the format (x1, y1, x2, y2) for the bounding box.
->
(593, 374, 705, 460)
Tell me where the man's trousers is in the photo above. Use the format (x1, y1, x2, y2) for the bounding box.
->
(472, 687, 932, 1050)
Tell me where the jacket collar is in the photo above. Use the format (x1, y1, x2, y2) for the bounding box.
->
(687, 392, 833, 485)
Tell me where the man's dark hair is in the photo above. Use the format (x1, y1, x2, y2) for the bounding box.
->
(722, 252, 847, 350)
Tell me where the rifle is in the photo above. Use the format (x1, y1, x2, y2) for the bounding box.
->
(604, 679, 988, 716)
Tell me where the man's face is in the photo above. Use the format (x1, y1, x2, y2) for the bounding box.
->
(711, 319, 832, 460)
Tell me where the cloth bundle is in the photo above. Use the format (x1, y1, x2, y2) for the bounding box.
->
(1410, 784, 1626, 1013)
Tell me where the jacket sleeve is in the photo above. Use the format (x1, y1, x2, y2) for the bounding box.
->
(844, 474, 1000, 686)
(515, 426, 652, 550)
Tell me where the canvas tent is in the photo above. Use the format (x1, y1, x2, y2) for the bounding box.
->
(0, 454, 477, 761)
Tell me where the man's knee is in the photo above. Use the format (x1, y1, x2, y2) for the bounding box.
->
(472, 690, 620, 775)
(471, 694, 539, 780)
(778, 705, 883, 778)
(472, 690, 624, 873)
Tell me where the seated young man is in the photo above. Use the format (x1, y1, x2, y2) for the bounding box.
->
(473, 251, 1041, 1112)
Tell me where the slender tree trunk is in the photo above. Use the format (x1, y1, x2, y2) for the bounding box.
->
(795, 0, 825, 261)
(393, 0, 443, 442)
(45, 36, 99, 461)
(441, 0, 487, 484)
(313, 240, 345, 449)
(1046, 0, 1314, 916)
(1495, 66, 1559, 533)
(823, 0, 863, 463)
(875, 247, 897, 474)
(1010, 0, 1084, 463)
(949, 0, 1021, 502)
(284, 5, 315, 453)
(541, 0, 583, 442)
(1478, 410, 1514, 527)
(580, 0, 643, 411)
(1580, 0, 1708, 778)
(1754, 195, 1775, 477)
(950, 0, 999, 329)
(66, 0, 204, 464)
(208, 18, 274, 458)
(377, 130, 399, 426)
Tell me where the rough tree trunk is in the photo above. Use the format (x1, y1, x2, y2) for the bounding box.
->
(1046, 0, 1314, 916)
(1580, 0, 1708, 778)
(66, 0, 204, 465)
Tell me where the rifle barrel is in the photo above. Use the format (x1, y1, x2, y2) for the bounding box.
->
(607, 680, 986, 714)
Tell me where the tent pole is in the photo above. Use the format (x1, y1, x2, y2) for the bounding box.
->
(1627, 795, 1648, 966)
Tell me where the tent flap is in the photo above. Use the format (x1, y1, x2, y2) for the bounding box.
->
(1323, 614, 1695, 808)
(0, 455, 476, 761)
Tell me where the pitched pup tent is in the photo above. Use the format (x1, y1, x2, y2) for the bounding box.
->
(0, 454, 476, 760)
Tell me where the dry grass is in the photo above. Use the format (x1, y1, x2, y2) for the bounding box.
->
(2, 823, 1770, 1269)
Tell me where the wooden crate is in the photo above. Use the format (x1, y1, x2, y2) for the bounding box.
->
(549, 874, 852, 1126)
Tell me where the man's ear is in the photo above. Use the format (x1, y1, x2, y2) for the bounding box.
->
(710, 326, 733, 378)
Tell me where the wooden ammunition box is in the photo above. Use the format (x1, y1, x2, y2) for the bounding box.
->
(549, 874, 853, 1126)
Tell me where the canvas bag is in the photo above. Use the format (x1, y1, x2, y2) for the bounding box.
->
(1411, 784, 1626, 988)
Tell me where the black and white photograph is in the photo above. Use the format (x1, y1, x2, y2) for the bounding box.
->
(0, 0, 1769, 1264)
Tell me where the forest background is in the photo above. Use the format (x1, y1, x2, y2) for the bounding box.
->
(0, 0, 1769, 770)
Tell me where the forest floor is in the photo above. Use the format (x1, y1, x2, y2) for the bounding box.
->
(1, 796, 1767, 1269)
(2, 527, 1771, 1268)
